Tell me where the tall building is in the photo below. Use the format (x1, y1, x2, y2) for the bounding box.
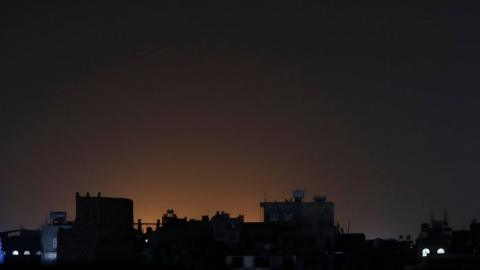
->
(40, 211, 72, 265)
(57, 192, 136, 264)
(416, 211, 452, 258)
(225, 190, 336, 269)
(260, 189, 335, 248)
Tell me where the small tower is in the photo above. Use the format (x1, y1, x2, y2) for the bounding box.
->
(293, 189, 305, 203)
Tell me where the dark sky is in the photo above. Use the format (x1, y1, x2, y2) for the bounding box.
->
(1, 1, 480, 238)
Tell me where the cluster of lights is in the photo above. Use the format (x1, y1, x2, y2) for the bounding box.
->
(421, 248, 446, 257)
(11, 250, 41, 256)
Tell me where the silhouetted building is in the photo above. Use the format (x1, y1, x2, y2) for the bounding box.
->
(57, 192, 136, 264)
(416, 211, 452, 258)
(13, 189, 480, 269)
(149, 209, 225, 269)
(451, 230, 472, 254)
(0, 229, 41, 265)
(211, 211, 244, 246)
(260, 189, 335, 249)
(408, 218, 480, 269)
(223, 190, 336, 269)
(471, 219, 480, 254)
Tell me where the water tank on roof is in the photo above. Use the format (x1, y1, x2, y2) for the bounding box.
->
(293, 189, 305, 203)
(50, 212, 67, 225)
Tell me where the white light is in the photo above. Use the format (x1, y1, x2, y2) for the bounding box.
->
(36, 251, 41, 256)
(41, 252, 57, 265)
(52, 238, 57, 249)
(44, 252, 56, 260)
(422, 248, 430, 257)
(12, 250, 19, 256)
(145, 239, 149, 243)
(23, 250, 31, 256)
(437, 248, 446, 254)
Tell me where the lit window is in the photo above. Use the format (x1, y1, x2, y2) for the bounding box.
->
(23, 250, 30, 256)
(422, 248, 430, 257)
(437, 248, 445, 254)
(36, 251, 41, 256)
(12, 250, 19, 256)
(43, 252, 57, 262)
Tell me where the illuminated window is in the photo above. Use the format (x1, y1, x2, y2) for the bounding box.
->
(12, 250, 19, 256)
(36, 251, 41, 256)
(437, 248, 445, 254)
(53, 238, 57, 249)
(43, 252, 57, 262)
(422, 248, 430, 257)
(23, 250, 30, 256)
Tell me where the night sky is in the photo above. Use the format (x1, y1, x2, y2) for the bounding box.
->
(1, 1, 480, 238)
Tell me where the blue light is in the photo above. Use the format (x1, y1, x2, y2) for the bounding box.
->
(0, 238, 4, 265)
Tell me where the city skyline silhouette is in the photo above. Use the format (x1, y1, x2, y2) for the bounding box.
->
(1, 1, 480, 242)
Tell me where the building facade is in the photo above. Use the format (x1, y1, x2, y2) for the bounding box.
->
(416, 212, 452, 258)
(40, 211, 72, 265)
(260, 189, 335, 249)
